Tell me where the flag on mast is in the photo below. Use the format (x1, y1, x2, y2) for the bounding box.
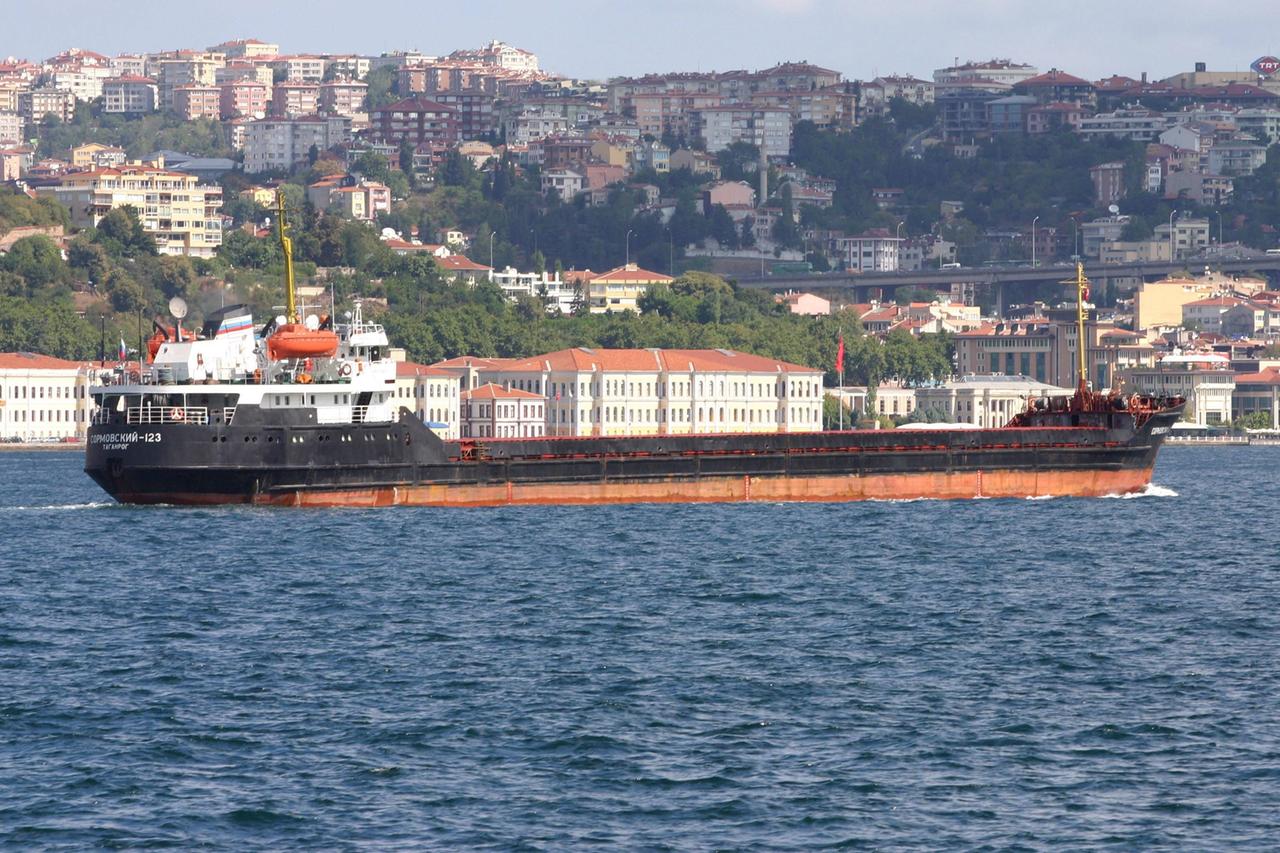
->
(118, 337, 128, 361)
(836, 334, 845, 374)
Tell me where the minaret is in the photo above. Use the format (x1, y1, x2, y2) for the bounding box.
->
(758, 148, 768, 207)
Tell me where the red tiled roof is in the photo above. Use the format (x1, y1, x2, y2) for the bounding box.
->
(462, 382, 542, 400)
(435, 255, 491, 272)
(1016, 69, 1094, 88)
(492, 347, 820, 375)
(1234, 367, 1280, 385)
(428, 355, 515, 370)
(588, 264, 674, 284)
(395, 361, 455, 378)
(0, 352, 85, 370)
(1185, 296, 1245, 308)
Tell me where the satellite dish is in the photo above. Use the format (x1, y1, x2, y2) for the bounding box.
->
(304, 314, 320, 331)
(1108, 204, 1120, 215)
(168, 296, 188, 319)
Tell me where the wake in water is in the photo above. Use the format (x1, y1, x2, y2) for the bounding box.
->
(2, 502, 115, 511)
(1102, 484, 1179, 500)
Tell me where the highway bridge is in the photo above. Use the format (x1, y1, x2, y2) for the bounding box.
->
(733, 256, 1280, 307)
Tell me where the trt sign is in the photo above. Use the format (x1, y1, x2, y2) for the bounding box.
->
(1251, 56, 1280, 76)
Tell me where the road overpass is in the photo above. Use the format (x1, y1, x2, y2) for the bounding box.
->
(734, 256, 1280, 307)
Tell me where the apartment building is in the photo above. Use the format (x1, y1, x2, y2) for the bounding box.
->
(369, 97, 458, 147)
(489, 266, 579, 313)
(102, 76, 157, 114)
(19, 88, 75, 123)
(691, 106, 792, 158)
(243, 115, 352, 173)
(39, 165, 223, 258)
(318, 80, 368, 117)
(0, 112, 23, 145)
(219, 80, 269, 119)
(464, 347, 824, 437)
(154, 52, 224, 112)
(172, 84, 220, 120)
(585, 263, 674, 313)
(270, 81, 321, 118)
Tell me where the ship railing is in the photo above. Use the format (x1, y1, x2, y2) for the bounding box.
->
(126, 406, 210, 425)
(222, 407, 237, 425)
(351, 405, 371, 423)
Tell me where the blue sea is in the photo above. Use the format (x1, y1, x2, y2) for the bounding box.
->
(2, 447, 1278, 850)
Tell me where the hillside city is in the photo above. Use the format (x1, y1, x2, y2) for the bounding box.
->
(2, 39, 1280, 442)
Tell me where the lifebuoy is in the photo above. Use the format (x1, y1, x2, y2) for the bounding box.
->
(339, 363, 353, 377)
(170, 407, 185, 422)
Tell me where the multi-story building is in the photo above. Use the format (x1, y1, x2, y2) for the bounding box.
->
(307, 174, 391, 221)
(0, 111, 23, 145)
(102, 75, 157, 114)
(1208, 140, 1268, 176)
(109, 54, 147, 78)
(265, 55, 326, 83)
(937, 87, 1000, 139)
(1077, 108, 1167, 141)
(1012, 69, 1097, 107)
(393, 361, 461, 438)
(270, 81, 320, 118)
(210, 39, 280, 60)
(18, 88, 75, 123)
(540, 167, 585, 202)
(691, 106, 792, 157)
(39, 164, 223, 258)
(171, 84, 220, 120)
(933, 59, 1039, 89)
(448, 40, 540, 74)
(834, 230, 902, 272)
(369, 97, 458, 147)
(219, 80, 269, 119)
(586, 263, 674, 313)
(70, 142, 126, 169)
(489, 266, 579, 313)
(459, 383, 546, 438)
(915, 375, 1073, 428)
(861, 75, 934, 115)
(243, 115, 352, 173)
(426, 91, 496, 140)
(318, 80, 368, 117)
(1232, 367, 1280, 426)
(987, 95, 1038, 133)
(42, 48, 114, 100)
(1153, 218, 1211, 259)
(750, 86, 859, 132)
(153, 51, 224, 112)
(1120, 355, 1235, 425)
(466, 347, 824, 438)
(0, 352, 91, 442)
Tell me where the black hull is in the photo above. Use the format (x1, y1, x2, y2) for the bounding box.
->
(84, 403, 1183, 506)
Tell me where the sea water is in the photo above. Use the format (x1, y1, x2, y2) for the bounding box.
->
(1, 448, 1277, 849)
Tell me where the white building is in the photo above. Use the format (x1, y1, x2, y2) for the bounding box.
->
(394, 361, 461, 439)
(460, 382, 545, 438)
(692, 106, 792, 158)
(0, 352, 91, 442)
(472, 347, 824, 437)
(914, 374, 1073, 428)
(243, 115, 352, 173)
(835, 231, 902, 272)
(490, 266, 579, 313)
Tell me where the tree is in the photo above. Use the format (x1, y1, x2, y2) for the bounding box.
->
(772, 183, 800, 248)
(154, 255, 196, 300)
(95, 207, 156, 257)
(1, 235, 70, 290)
(107, 269, 146, 312)
(398, 139, 418, 190)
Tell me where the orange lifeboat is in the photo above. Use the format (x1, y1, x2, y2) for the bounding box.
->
(268, 323, 339, 361)
(147, 326, 199, 360)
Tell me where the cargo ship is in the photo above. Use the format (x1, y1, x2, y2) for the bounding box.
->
(84, 195, 1184, 507)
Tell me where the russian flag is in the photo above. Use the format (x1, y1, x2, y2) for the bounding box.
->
(218, 315, 254, 336)
(118, 337, 128, 360)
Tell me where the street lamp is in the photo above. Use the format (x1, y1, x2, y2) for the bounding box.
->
(1031, 215, 1039, 268)
(665, 227, 674, 276)
(895, 221, 904, 272)
(1168, 209, 1176, 261)
(625, 229, 634, 266)
(488, 231, 495, 281)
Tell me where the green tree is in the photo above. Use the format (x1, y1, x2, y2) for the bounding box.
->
(1, 235, 70, 290)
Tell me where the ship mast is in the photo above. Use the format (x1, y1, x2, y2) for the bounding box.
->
(276, 189, 297, 324)
(1075, 260, 1090, 397)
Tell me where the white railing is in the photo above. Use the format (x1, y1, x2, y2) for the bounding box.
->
(126, 406, 209, 425)
(222, 407, 237, 424)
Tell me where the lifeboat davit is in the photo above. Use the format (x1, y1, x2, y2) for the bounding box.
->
(268, 323, 339, 360)
(147, 327, 199, 360)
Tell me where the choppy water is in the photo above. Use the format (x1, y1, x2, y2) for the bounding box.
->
(2, 447, 1278, 850)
